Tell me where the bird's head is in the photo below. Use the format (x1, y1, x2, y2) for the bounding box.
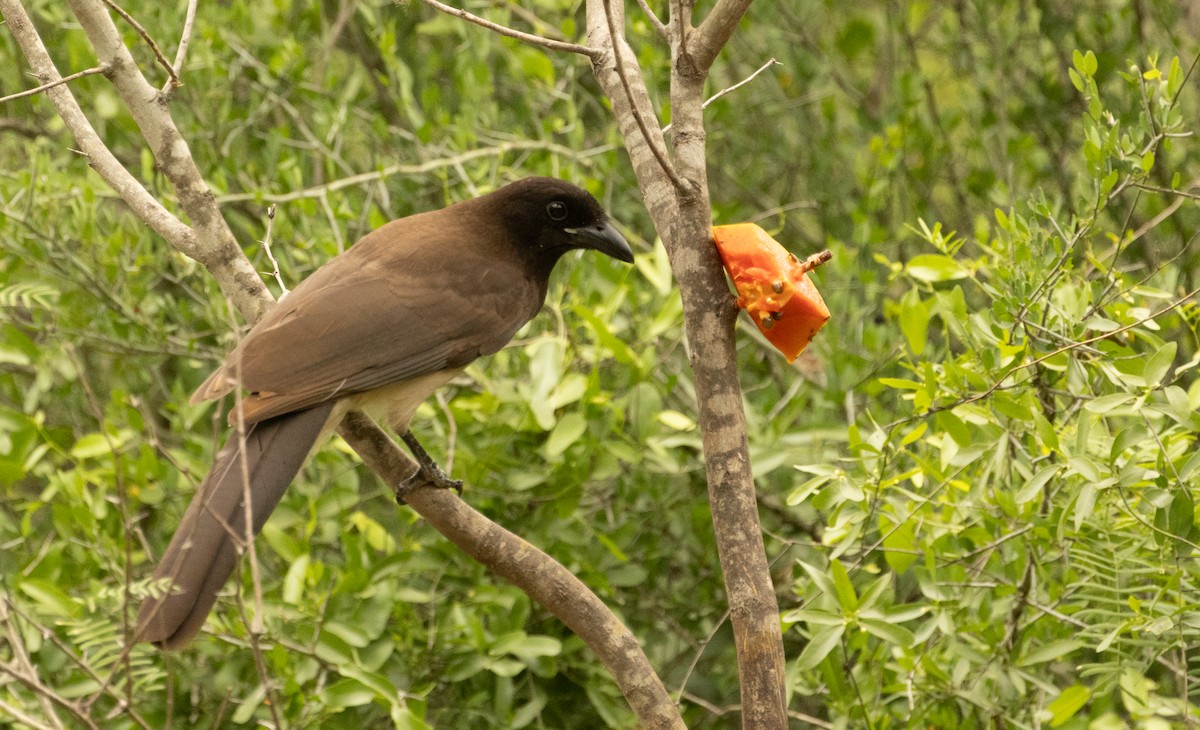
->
(482, 177, 634, 268)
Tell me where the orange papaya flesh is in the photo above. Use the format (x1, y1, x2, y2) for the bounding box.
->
(712, 223, 831, 362)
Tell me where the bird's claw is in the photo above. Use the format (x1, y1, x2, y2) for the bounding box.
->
(395, 430, 463, 504)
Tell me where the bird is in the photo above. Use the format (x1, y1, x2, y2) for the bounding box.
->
(135, 177, 633, 649)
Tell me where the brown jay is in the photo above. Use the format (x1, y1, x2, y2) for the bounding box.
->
(136, 177, 632, 649)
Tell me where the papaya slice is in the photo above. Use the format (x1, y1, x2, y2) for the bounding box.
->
(712, 223, 831, 362)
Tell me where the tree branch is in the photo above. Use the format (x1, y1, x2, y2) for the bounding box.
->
(65, 0, 272, 322)
(97, 0, 179, 88)
(416, 0, 599, 59)
(635, 0, 669, 39)
(586, 0, 788, 725)
(0, 0, 196, 254)
(689, 0, 754, 72)
(602, 0, 689, 192)
(0, 64, 107, 104)
(661, 56, 779, 134)
(584, 2, 679, 222)
(340, 415, 685, 729)
(163, 0, 198, 94)
(215, 141, 598, 204)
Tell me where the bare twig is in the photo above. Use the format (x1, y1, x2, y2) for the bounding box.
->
(415, 0, 599, 58)
(164, 0, 199, 94)
(635, 0, 668, 38)
(585, 0, 789, 723)
(260, 205, 290, 297)
(215, 141, 599, 204)
(0, 600, 68, 730)
(97, 0, 181, 87)
(796, 249, 832, 274)
(662, 57, 780, 134)
(703, 57, 779, 109)
(0, 65, 107, 105)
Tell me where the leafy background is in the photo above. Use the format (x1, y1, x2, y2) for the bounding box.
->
(2, 0, 1200, 727)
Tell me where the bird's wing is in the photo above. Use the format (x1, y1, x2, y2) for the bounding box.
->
(196, 221, 540, 423)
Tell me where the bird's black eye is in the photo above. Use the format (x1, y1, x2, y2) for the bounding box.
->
(546, 201, 569, 222)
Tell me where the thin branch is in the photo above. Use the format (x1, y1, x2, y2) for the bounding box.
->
(0, 65, 108, 105)
(0, 697, 56, 730)
(260, 205, 290, 297)
(796, 249, 832, 274)
(603, 0, 689, 193)
(661, 56, 779, 134)
(635, 0, 668, 38)
(702, 56, 779, 109)
(0, 601, 68, 730)
(163, 0, 198, 94)
(215, 141, 598, 204)
(415, 0, 599, 58)
(97, 0, 180, 88)
(503, 1, 572, 41)
(689, 0, 754, 71)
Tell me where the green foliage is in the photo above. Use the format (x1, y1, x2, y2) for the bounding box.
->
(782, 50, 1200, 726)
(3, 0, 1200, 728)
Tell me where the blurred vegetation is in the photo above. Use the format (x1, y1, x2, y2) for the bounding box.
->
(2, 0, 1200, 727)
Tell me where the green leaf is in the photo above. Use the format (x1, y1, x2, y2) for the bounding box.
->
(1143, 342, 1177, 387)
(1067, 455, 1102, 483)
(1047, 684, 1090, 726)
(232, 685, 266, 724)
(1167, 490, 1194, 537)
(18, 578, 80, 618)
(69, 430, 131, 459)
(881, 517, 918, 573)
(493, 634, 562, 661)
(829, 559, 858, 613)
(1084, 393, 1134, 414)
(906, 254, 968, 283)
(1016, 464, 1062, 505)
(878, 377, 922, 390)
(283, 554, 310, 605)
(782, 608, 845, 626)
(794, 625, 844, 671)
(1016, 639, 1084, 666)
(899, 289, 930, 355)
(797, 559, 839, 599)
(859, 618, 914, 647)
(1072, 49, 1097, 76)
(319, 678, 377, 709)
(544, 411, 587, 458)
(657, 410, 696, 431)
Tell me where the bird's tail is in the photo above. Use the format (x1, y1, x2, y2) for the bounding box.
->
(135, 402, 334, 649)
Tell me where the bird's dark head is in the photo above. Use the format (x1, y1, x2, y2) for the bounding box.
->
(481, 177, 634, 268)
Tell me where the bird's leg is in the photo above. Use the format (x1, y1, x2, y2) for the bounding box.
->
(397, 430, 463, 502)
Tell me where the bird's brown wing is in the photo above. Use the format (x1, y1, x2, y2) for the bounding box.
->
(195, 220, 541, 424)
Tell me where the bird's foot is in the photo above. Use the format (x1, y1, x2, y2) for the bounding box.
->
(396, 431, 463, 504)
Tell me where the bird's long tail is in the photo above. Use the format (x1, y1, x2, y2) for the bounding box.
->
(135, 402, 334, 649)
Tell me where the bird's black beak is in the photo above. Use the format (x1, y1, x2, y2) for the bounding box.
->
(566, 220, 634, 263)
